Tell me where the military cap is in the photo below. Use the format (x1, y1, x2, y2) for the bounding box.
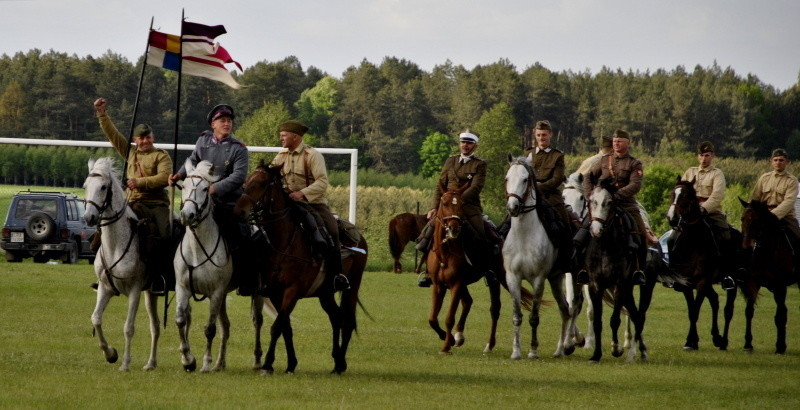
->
(698, 141, 714, 154)
(613, 129, 630, 139)
(459, 130, 479, 144)
(534, 120, 552, 131)
(207, 104, 235, 124)
(279, 120, 309, 136)
(133, 123, 153, 137)
(600, 135, 612, 148)
(771, 148, 789, 159)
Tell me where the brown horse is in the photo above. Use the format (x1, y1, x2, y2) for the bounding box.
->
(426, 181, 502, 354)
(739, 198, 799, 354)
(388, 212, 427, 273)
(233, 162, 368, 374)
(666, 178, 737, 351)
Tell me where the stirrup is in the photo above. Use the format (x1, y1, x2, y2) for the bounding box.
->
(721, 276, 736, 291)
(417, 273, 432, 288)
(334, 274, 351, 291)
(575, 270, 589, 285)
(632, 269, 646, 286)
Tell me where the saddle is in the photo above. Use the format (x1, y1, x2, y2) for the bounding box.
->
(536, 200, 571, 248)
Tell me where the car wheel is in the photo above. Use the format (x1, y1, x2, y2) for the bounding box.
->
(26, 212, 56, 241)
(62, 241, 79, 264)
(4, 251, 22, 263)
(33, 254, 49, 263)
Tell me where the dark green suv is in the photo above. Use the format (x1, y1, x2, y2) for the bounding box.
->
(1, 190, 97, 264)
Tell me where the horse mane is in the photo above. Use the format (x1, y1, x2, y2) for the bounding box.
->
(90, 157, 122, 181)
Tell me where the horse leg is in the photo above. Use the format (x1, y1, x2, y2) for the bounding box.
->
(174, 285, 196, 372)
(549, 274, 575, 357)
(507, 273, 524, 360)
(251, 295, 265, 370)
(621, 293, 642, 362)
(566, 274, 586, 347)
(119, 286, 144, 371)
(588, 287, 604, 363)
(454, 286, 473, 348)
(319, 293, 345, 374)
(773, 286, 788, 354)
(428, 283, 447, 341)
(719, 287, 736, 351)
(706, 286, 723, 349)
(212, 293, 230, 372)
(483, 278, 501, 353)
(142, 290, 160, 371)
(635, 279, 655, 361)
(440, 283, 464, 354)
(583, 285, 595, 349)
(90, 285, 118, 365)
(609, 289, 625, 358)
(743, 288, 757, 352)
(682, 289, 700, 350)
(527, 276, 546, 359)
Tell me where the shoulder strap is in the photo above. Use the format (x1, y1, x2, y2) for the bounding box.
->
(303, 150, 314, 187)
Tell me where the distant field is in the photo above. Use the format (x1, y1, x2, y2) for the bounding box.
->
(1, 261, 799, 408)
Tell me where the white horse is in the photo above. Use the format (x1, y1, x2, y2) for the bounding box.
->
(562, 172, 592, 348)
(83, 157, 159, 371)
(503, 155, 574, 359)
(174, 159, 264, 372)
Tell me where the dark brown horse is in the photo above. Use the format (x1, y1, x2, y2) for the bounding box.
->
(426, 181, 502, 354)
(739, 198, 799, 354)
(388, 212, 427, 273)
(666, 178, 737, 351)
(234, 162, 368, 374)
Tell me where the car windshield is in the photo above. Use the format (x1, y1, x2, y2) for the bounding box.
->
(14, 198, 58, 219)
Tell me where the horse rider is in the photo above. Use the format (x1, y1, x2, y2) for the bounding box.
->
(168, 104, 255, 295)
(750, 148, 800, 248)
(269, 120, 351, 292)
(523, 120, 573, 274)
(576, 135, 613, 176)
(417, 130, 497, 287)
(92, 98, 173, 294)
(674, 141, 737, 289)
(579, 129, 648, 286)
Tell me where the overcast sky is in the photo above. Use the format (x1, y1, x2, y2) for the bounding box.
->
(3, 0, 799, 91)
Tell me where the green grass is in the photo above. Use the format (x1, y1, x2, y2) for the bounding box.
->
(1, 260, 799, 408)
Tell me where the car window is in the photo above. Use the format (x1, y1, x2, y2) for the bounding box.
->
(14, 198, 58, 220)
(67, 200, 79, 221)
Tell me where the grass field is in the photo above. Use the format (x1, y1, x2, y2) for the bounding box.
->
(1, 259, 799, 408)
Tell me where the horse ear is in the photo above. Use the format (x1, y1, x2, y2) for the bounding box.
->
(576, 173, 583, 184)
(525, 152, 533, 164)
(738, 197, 749, 208)
(184, 158, 195, 175)
(675, 175, 682, 184)
(689, 177, 696, 185)
(507, 153, 513, 164)
(87, 158, 96, 172)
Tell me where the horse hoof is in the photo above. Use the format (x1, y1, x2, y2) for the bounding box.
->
(611, 350, 623, 358)
(483, 344, 493, 354)
(510, 353, 521, 360)
(142, 363, 156, 371)
(564, 345, 576, 356)
(106, 348, 118, 364)
(184, 360, 197, 372)
(438, 350, 452, 355)
(682, 345, 698, 351)
(454, 333, 465, 347)
(588, 358, 600, 364)
(285, 370, 294, 375)
(260, 369, 274, 376)
(527, 352, 539, 359)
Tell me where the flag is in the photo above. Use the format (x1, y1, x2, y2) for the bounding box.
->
(145, 21, 244, 89)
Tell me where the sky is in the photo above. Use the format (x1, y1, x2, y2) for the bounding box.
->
(2, 0, 799, 91)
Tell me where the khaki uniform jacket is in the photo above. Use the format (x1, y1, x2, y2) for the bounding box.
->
(525, 147, 566, 207)
(431, 155, 486, 217)
(683, 165, 726, 215)
(270, 142, 329, 205)
(584, 152, 643, 212)
(97, 113, 171, 206)
(751, 170, 799, 219)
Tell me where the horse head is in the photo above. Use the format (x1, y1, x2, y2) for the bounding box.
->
(505, 154, 538, 217)
(180, 159, 220, 228)
(740, 198, 779, 248)
(436, 181, 469, 241)
(562, 171, 586, 220)
(235, 159, 285, 223)
(83, 157, 124, 227)
(588, 177, 617, 238)
(666, 177, 700, 226)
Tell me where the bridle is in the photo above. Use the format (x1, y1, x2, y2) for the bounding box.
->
(85, 172, 127, 226)
(563, 185, 587, 219)
(241, 167, 291, 224)
(505, 161, 537, 214)
(181, 175, 213, 229)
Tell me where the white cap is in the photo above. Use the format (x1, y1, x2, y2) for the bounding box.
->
(459, 132, 479, 144)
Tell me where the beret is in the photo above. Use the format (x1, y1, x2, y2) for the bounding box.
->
(279, 120, 309, 136)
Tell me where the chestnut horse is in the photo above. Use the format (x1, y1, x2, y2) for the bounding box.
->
(234, 162, 368, 374)
(739, 198, 799, 354)
(426, 181, 502, 354)
(388, 212, 427, 273)
(666, 178, 738, 351)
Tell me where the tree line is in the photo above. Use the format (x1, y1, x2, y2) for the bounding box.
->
(2, 49, 799, 177)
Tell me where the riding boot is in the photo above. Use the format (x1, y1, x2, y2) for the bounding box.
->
(632, 246, 647, 286)
(416, 222, 434, 287)
(328, 247, 350, 291)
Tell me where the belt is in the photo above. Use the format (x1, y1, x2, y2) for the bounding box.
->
(698, 197, 708, 203)
(768, 205, 778, 210)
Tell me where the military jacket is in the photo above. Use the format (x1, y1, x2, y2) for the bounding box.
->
(98, 113, 171, 206)
(583, 152, 643, 212)
(270, 142, 329, 205)
(682, 165, 726, 214)
(431, 155, 486, 215)
(179, 131, 249, 207)
(751, 170, 799, 219)
(525, 147, 566, 206)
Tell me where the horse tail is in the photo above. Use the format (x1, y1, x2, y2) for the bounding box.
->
(495, 270, 535, 311)
(388, 216, 404, 260)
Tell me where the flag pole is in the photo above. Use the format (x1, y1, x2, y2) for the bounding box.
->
(123, 16, 155, 180)
(172, 9, 185, 177)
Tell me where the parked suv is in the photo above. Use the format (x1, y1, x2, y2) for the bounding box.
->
(1, 190, 97, 264)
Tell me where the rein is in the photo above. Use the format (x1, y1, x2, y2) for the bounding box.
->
(506, 162, 538, 214)
(85, 172, 128, 227)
